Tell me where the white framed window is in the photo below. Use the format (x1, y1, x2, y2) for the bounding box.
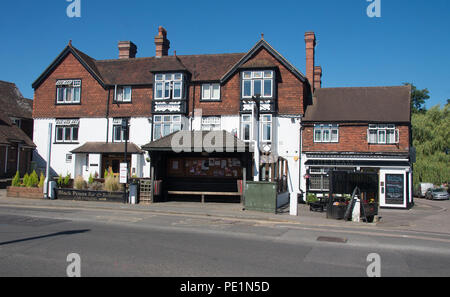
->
(368, 124, 399, 144)
(56, 80, 81, 104)
(240, 114, 272, 142)
(154, 73, 184, 100)
(202, 84, 221, 100)
(241, 114, 252, 142)
(66, 154, 73, 163)
(260, 114, 272, 142)
(314, 124, 339, 143)
(55, 122, 79, 143)
(201, 116, 221, 131)
(153, 115, 182, 140)
(309, 168, 330, 191)
(112, 118, 130, 142)
(242, 70, 274, 98)
(115, 86, 132, 102)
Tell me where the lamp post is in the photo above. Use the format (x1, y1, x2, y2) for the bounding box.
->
(122, 118, 129, 204)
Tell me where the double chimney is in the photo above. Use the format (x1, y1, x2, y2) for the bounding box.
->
(118, 26, 171, 59)
(305, 32, 322, 91)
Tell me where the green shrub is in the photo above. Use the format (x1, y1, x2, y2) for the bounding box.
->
(63, 173, 71, 187)
(74, 175, 87, 190)
(306, 193, 318, 204)
(38, 172, 45, 188)
(11, 171, 21, 187)
(104, 175, 122, 193)
(88, 173, 94, 185)
(104, 169, 109, 178)
(22, 173, 30, 187)
(57, 175, 64, 187)
(28, 170, 39, 188)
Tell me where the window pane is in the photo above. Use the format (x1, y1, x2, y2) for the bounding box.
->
(66, 88, 72, 102)
(253, 80, 262, 96)
(262, 123, 271, 141)
(369, 130, 377, 143)
(72, 127, 79, 141)
(173, 82, 182, 99)
(117, 88, 123, 101)
(172, 123, 182, 132)
(64, 127, 72, 141)
(243, 72, 251, 79)
(253, 72, 263, 79)
(154, 115, 162, 122)
(154, 124, 162, 140)
(73, 87, 81, 102)
(378, 130, 386, 143)
(323, 130, 330, 142)
(387, 130, 395, 144)
(174, 73, 182, 81)
(212, 84, 220, 99)
(243, 80, 251, 97)
(57, 88, 65, 102)
(155, 74, 163, 81)
(263, 80, 272, 97)
(156, 83, 163, 99)
(164, 82, 170, 98)
(242, 115, 251, 122)
(56, 127, 64, 141)
(124, 87, 132, 101)
(331, 129, 339, 142)
(114, 126, 122, 141)
(202, 84, 211, 99)
(172, 115, 181, 122)
(163, 116, 171, 122)
(264, 71, 273, 78)
(314, 129, 322, 142)
(163, 124, 171, 136)
(243, 123, 250, 140)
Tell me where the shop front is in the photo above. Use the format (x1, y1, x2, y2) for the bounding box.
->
(303, 153, 413, 209)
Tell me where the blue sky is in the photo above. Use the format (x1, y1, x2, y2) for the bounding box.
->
(0, 0, 448, 108)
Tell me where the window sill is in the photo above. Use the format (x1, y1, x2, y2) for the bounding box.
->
(113, 101, 132, 104)
(200, 99, 222, 102)
(54, 142, 80, 145)
(55, 103, 82, 106)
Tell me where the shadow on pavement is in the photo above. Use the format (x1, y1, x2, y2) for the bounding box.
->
(0, 229, 90, 246)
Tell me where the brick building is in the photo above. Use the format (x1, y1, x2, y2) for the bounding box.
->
(300, 86, 414, 209)
(32, 27, 314, 201)
(0, 81, 35, 178)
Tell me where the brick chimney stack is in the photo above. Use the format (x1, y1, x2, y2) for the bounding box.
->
(155, 26, 170, 57)
(118, 41, 137, 59)
(314, 66, 322, 89)
(304, 32, 316, 90)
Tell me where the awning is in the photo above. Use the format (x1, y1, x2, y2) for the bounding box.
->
(71, 142, 144, 154)
(142, 130, 250, 152)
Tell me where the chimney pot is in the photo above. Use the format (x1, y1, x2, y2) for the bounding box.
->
(155, 26, 170, 57)
(305, 32, 316, 91)
(314, 66, 322, 89)
(118, 41, 137, 59)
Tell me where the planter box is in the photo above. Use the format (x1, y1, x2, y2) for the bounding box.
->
(7, 186, 43, 199)
(55, 188, 125, 203)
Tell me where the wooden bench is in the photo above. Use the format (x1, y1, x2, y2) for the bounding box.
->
(167, 191, 242, 203)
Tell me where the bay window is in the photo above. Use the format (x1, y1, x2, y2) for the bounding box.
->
(242, 70, 274, 98)
(154, 73, 183, 100)
(309, 168, 330, 191)
(153, 115, 182, 140)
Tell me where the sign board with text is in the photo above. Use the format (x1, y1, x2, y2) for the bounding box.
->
(120, 163, 128, 184)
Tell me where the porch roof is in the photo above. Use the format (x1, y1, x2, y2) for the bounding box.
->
(142, 130, 250, 152)
(71, 142, 144, 154)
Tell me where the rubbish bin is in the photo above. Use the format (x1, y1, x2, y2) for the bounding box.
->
(326, 198, 347, 220)
(129, 182, 138, 205)
(49, 181, 57, 200)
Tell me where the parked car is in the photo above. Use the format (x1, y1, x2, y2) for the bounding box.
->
(425, 188, 449, 200)
(417, 183, 434, 198)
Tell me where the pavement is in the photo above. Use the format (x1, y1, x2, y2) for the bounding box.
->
(0, 189, 448, 235)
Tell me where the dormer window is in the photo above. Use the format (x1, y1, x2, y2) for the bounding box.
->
(56, 80, 81, 104)
(154, 73, 183, 100)
(202, 83, 221, 101)
(242, 70, 274, 99)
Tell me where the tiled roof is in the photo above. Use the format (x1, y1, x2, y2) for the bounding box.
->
(0, 80, 33, 119)
(303, 86, 411, 123)
(71, 142, 144, 154)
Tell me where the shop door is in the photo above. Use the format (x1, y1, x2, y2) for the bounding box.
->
(380, 170, 407, 208)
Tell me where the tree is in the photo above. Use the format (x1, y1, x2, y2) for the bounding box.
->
(412, 104, 450, 186)
(403, 83, 430, 114)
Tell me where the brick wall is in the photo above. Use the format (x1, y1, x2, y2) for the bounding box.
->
(302, 124, 410, 153)
(33, 53, 108, 119)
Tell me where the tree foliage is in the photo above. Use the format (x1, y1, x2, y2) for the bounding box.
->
(404, 82, 430, 114)
(412, 103, 450, 186)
